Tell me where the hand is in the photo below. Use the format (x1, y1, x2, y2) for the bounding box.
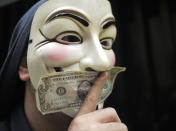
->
(68, 72, 128, 131)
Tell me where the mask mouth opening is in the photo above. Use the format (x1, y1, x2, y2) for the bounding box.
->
(54, 67, 63, 72)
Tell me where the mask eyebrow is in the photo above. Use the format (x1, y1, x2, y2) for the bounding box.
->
(46, 11, 89, 27)
(102, 21, 116, 29)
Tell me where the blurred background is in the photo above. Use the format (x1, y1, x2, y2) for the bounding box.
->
(0, 0, 175, 130)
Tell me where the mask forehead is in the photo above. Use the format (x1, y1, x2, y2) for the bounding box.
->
(31, 0, 114, 29)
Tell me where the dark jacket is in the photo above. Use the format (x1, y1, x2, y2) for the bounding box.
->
(0, 103, 32, 131)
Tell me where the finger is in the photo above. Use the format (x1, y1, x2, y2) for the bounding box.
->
(77, 72, 108, 116)
(99, 122, 128, 131)
(79, 107, 121, 123)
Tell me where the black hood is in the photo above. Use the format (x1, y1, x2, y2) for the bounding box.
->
(0, 0, 47, 119)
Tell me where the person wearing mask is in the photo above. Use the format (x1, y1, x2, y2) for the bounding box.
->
(0, 0, 127, 130)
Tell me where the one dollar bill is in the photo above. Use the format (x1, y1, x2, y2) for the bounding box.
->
(35, 67, 126, 115)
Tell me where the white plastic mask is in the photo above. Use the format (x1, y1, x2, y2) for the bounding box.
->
(27, 0, 117, 117)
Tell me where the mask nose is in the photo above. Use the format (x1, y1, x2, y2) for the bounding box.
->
(80, 37, 111, 71)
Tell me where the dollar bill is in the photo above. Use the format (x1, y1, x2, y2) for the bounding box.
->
(35, 67, 126, 115)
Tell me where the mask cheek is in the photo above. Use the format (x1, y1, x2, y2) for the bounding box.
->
(37, 44, 83, 67)
(47, 46, 68, 63)
(106, 50, 116, 66)
(111, 52, 116, 66)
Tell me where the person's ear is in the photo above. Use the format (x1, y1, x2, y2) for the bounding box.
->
(18, 53, 30, 81)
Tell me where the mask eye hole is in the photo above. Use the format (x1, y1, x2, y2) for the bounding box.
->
(101, 38, 113, 50)
(56, 32, 82, 45)
(62, 35, 80, 42)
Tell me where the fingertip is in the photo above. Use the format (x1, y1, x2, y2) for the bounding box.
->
(99, 71, 108, 80)
(105, 71, 108, 77)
